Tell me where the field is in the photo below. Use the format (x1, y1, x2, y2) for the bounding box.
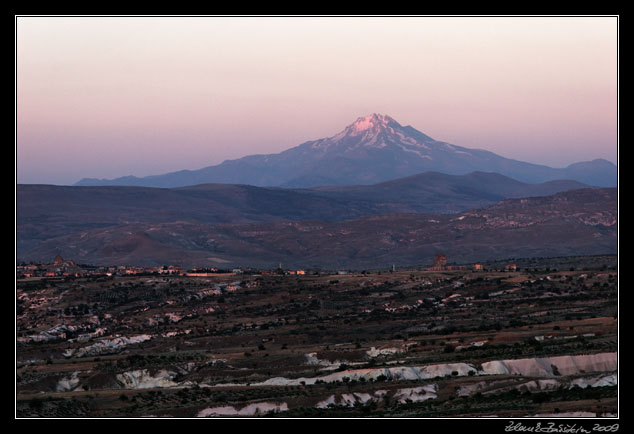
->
(16, 255, 618, 418)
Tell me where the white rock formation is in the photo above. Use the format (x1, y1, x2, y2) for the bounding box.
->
(63, 334, 152, 358)
(366, 347, 403, 358)
(56, 371, 82, 392)
(304, 352, 346, 369)
(197, 402, 288, 417)
(256, 362, 477, 387)
(480, 353, 617, 377)
(315, 390, 387, 408)
(315, 386, 437, 408)
(393, 385, 438, 403)
(520, 379, 562, 393)
(569, 374, 617, 389)
(457, 373, 617, 397)
(116, 369, 179, 389)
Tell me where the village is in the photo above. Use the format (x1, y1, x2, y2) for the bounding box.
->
(17, 255, 292, 280)
(17, 253, 518, 281)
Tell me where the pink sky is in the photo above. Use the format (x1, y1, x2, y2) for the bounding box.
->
(16, 16, 618, 185)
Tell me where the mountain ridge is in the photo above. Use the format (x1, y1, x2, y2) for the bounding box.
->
(75, 113, 617, 188)
(20, 187, 617, 268)
(18, 171, 594, 264)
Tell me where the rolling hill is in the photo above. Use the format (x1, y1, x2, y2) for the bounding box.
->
(19, 187, 617, 269)
(18, 171, 589, 259)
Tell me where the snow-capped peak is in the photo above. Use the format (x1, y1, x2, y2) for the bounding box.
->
(310, 113, 434, 152)
(346, 113, 398, 135)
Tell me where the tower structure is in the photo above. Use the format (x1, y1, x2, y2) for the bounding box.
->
(434, 253, 447, 269)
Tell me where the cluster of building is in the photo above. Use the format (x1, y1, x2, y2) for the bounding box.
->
(424, 254, 517, 273)
(16, 255, 85, 278)
(16, 256, 307, 279)
(17, 254, 520, 280)
(16, 257, 182, 279)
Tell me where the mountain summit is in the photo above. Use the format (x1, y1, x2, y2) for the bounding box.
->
(342, 113, 402, 137)
(306, 113, 436, 155)
(76, 114, 616, 188)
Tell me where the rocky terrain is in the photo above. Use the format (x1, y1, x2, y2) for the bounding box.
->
(16, 256, 617, 418)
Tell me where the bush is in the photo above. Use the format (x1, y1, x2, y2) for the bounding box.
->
(532, 393, 550, 403)
(28, 399, 44, 410)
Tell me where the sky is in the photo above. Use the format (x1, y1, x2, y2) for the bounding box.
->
(16, 16, 618, 185)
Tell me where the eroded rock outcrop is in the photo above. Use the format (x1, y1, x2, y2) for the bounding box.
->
(249, 352, 616, 388)
(55, 371, 83, 392)
(116, 369, 180, 389)
(255, 362, 476, 387)
(197, 402, 288, 417)
(316, 391, 386, 408)
(63, 334, 152, 358)
(315, 385, 437, 408)
(393, 385, 438, 403)
(456, 372, 618, 397)
(480, 353, 617, 377)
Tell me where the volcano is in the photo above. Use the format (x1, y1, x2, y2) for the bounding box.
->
(75, 113, 616, 188)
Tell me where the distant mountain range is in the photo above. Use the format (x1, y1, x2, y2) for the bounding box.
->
(20, 187, 617, 269)
(75, 113, 617, 188)
(21, 113, 617, 268)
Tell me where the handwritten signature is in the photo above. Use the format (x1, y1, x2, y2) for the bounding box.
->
(505, 421, 619, 433)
